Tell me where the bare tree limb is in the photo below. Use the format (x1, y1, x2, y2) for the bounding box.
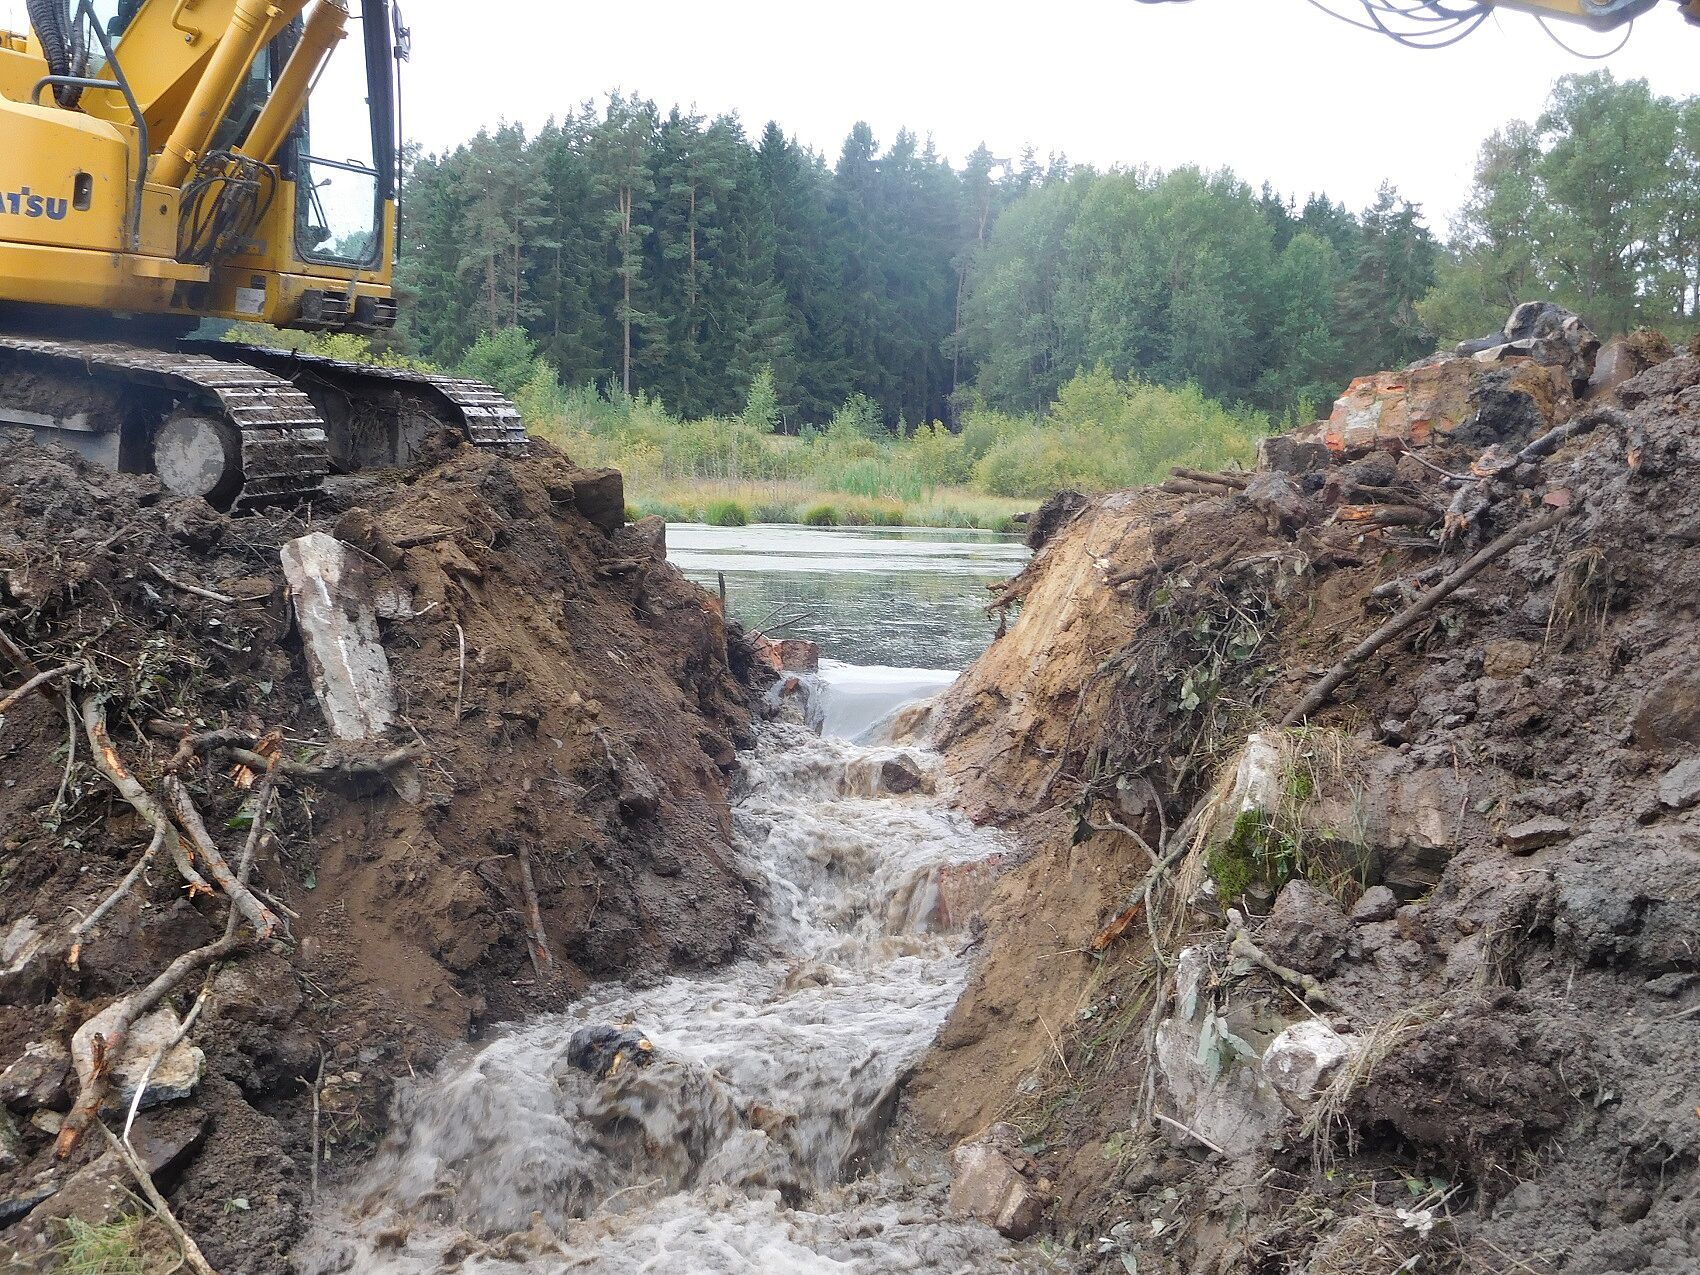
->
(0, 662, 82, 720)
(100, 1123, 220, 1275)
(1170, 466, 1249, 491)
(1281, 507, 1568, 726)
(72, 807, 172, 952)
(161, 777, 279, 941)
(147, 564, 236, 605)
(516, 841, 554, 980)
(1230, 927, 1340, 1010)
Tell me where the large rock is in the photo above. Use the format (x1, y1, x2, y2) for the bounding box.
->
(949, 1131, 1046, 1239)
(1261, 1021, 1356, 1115)
(569, 468, 626, 534)
(71, 1004, 205, 1117)
(1258, 881, 1352, 977)
(281, 532, 398, 740)
(1588, 331, 1676, 399)
(1658, 757, 1700, 812)
(1153, 949, 1288, 1158)
(0, 1039, 71, 1112)
(1632, 670, 1700, 750)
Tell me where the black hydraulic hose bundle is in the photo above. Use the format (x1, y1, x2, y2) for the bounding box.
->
(178, 150, 279, 266)
(25, 0, 86, 107)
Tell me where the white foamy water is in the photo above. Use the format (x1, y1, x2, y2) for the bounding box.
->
(298, 707, 1055, 1274)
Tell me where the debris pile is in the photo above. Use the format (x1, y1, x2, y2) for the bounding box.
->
(910, 309, 1700, 1272)
(0, 437, 763, 1271)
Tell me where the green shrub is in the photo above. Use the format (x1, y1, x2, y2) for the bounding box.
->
(802, 503, 839, 527)
(705, 499, 749, 527)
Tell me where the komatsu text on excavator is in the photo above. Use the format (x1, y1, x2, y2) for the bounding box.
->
(0, 0, 523, 509)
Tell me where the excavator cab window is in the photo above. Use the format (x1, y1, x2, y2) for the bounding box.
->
(291, 3, 394, 270)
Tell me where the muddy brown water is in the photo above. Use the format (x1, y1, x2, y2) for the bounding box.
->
(297, 531, 1057, 1272)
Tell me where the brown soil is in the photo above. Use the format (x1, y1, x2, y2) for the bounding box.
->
(910, 340, 1700, 1272)
(0, 437, 767, 1271)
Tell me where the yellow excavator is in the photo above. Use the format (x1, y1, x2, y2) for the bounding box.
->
(1, 1, 1695, 510)
(0, 0, 523, 509)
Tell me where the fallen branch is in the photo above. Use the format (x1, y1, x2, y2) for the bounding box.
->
(100, 1123, 220, 1275)
(56, 929, 246, 1158)
(389, 525, 462, 549)
(147, 564, 236, 605)
(82, 699, 211, 897)
(1281, 506, 1568, 726)
(71, 806, 172, 957)
(1518, 406, 1621, 465)
(50, 686, 78, 818)
(1091, 831, 1193, 954)
(1155, 1110, 1227, 1157)
(146, 721, 425, 782)
(0, 626, 40, 678)
(0, 662, 82, 720)
(516, 841, 554, 980)
(1333, 503, 1440, 530)
(1170, 466, 1249, 491)
(161, 776, 279, 941)
(1230, 927, 1340, 1010)
(1160, 478, 1225, 497)
(454, 622, 467, 721)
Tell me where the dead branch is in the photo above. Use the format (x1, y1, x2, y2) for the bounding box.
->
(50, 686, 78, 818)
(1333, 504, 1440, 529)
(1281, 506, 1568, 726)
(0, 626, 40, 678)
(1170, 466, 1249, 491)
(389, 525, 462, 549)
(99, 1123, 220, 1275)
(56, 929, 246, 1158)
(147, 564, 236, 605)
(516, 841, 554, 980)
(1518, 406, 1621, 465)
(1160, 478, 1225, 497)
(0, 662, 82, 719)
(82, 698, 209, 898)
(1091, 833, 1193, 954)
(455, 622, 467, 721)
(1229, 926, 1340, 1010)
(72, 806, 172, 951)
(594, 557, 649, 578)
(161, 777, 279, 940)
(145, 720, 424, 782)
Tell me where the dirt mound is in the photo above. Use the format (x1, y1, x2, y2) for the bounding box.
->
(910, 319, 1700, 1272)
(0, 438, 764, 1270)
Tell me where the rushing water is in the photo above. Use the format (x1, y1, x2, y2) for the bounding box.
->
(298, 529, 1042, 1272)
(669, 523, 1028, 672)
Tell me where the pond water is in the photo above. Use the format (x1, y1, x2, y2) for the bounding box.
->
(668, 523, 1029, 673)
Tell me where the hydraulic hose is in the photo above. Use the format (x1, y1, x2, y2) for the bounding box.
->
(24, 0, 84, 107)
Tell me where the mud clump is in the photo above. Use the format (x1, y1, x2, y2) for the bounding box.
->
(0, 436, 764, 1271)
(910, 310, 1700, 1273)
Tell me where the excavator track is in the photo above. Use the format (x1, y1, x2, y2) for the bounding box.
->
(199, 342, 529, 465)
(0, 332, 331, 509)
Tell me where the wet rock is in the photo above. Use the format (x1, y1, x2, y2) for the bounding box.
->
(1631, 671, 1700, 749)
(949, 1135, 1045, 1239)
(1257, 432, 1332, 475)
(281, 532, 398, 741)
(752, 635, 820, 674)
(1261, 1021, 1355, 1115)
(1243, 471, 1310, 536)
(1552, 831, 1700, 972)
(71, 1005, 205, 1116)
(1351, 885, 1398, 924)
(879, 755, 925, 795)
(569, 469, 626, 534)
(619, 514, 667, 559)
(564, 1025, 654, 1080)
(1, 1039, 71, 1111)
(1657, 757, 1700, 812)
(0, 1107, 21, 1168)
(1259, 881, 1351, 977)
(1617, 353, 1700, 407)
(1502, 816, 1572, 854)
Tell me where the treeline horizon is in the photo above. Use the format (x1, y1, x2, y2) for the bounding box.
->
(397, 71, 1700, 433)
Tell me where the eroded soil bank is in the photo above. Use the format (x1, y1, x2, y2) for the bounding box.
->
(909, 324, 1700, 1272)
(0, 438, 767, 1271)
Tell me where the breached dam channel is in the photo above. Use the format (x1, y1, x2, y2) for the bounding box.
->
(298, 525, 1054, 1273)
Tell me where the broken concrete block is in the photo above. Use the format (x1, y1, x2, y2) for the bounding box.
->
(1502, 816, 1572, 855)
(1261, 1021, 1355, 1115)
(0, 1040, 71, 1112)
(281, 532, 398, 740)
(1658, 757, 1700, 812)
(71, 1004, 205, 1117)
(949, 1137, 1045, 1239)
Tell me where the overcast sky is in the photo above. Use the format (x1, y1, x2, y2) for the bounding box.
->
(5, 0, 1694, 230)
(394, 0, 1696, 232)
